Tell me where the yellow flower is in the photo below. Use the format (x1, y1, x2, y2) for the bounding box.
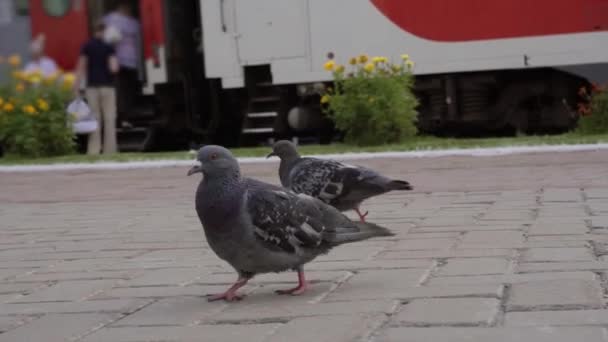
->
(323, 60, 336, 71)
(363, 63, 375, 73)
(320, 94, 331, 104)
(391, 64, 402, 73)
(0, 97, 3, 107)
(401, 54, 410, 61)
(23, 104, 37, 116)
(2, 103, 14, 112)
(358, 54, 369, 64)
(62, 72, 76, 87)
(349, 57, 357, 65)
(335, 64, 345, 73)
(406, 60, 415, 69)
(37, 99, 50, 112)
(28, 74, 42, 85)
(7, 54, 21, 67)
(43, 72, 60, 85)
(12, 70, 25, 81)
(15, 83, 25, 92)
(372, 56, 388, 64)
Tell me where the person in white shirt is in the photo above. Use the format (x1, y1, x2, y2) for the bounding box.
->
(23, 34, 59, 77)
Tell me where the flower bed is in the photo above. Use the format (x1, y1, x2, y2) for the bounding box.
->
(0, 54, 76, 157)
(577, 83, 608, 134)
(319, 53, 419, 146)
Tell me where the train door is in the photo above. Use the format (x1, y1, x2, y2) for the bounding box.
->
(29, 0, 89, 71)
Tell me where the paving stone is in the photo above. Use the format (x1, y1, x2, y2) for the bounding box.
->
(505, 309, 608, 326)
(586, 189, 608, 199)
(529, 222, 589, 236)
(315, 245, 388, 261)
(439, 258, 509, 276)
(0, 313, 113, 342)
(112, 296, 226, 326)
(387, 238, 456, 251)
(393, 298, 500, 326)
(305, 259, 432, 271)
(542, 189, 582, 202)
(94, 284, 228, 300)
(378, 327, 608, 342)
(419, 216, 478, 227)
(378, 248, 512, 260)
(429, 271, 596, 286)
(0, 299, 151, 315)
(82, 324, 281, 342)
(324, 270, 423, 301)
(480, 210, 533, 221)
(507, 279, 604, 311)
(266, 314, 386, 342)
(517, 261, 608, 273)
(458, 231, 524, 248)
(9, 280, 119, 303)
(0, 315, 31, 333)
(328, 283, 503, 302)
(123, 268, 206, 287)
(522, 247, 594, 262)
(209, 299, 397, 323)
(591, 217, 608, 229)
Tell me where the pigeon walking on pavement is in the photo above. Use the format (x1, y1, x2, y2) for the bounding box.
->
(187, 145, 394, 302)
(266, 140, 413, 222)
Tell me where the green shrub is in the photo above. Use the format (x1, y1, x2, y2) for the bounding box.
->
(0, 57, 76, 157)
(319, 54, 419, 146)
(576, 83, 608, 134)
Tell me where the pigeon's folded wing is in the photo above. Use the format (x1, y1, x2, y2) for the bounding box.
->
(245, 187, 327, 254)
(290, 159, 361, 201)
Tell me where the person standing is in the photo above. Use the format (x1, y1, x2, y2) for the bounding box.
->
(103, 2, 142, 125)
(23, 34, 59, 77)
(74, 22, 119, 155)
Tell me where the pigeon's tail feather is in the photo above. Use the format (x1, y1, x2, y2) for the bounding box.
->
(387, 180, 413, 191)
(327, 221, 394, 245)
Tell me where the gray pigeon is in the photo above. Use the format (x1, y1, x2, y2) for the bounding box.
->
(267, 140, 413, 222)
(187, 145, 394, 302)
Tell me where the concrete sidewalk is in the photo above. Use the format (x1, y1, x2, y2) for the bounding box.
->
(0, 149, 607, 341)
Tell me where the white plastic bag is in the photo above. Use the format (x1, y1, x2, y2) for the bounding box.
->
(67, 98, 98, 134)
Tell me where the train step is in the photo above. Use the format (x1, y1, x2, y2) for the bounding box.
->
(242, 127, 274, 134)
(247, 112, 278, 118)
(117, 126, 154, 152)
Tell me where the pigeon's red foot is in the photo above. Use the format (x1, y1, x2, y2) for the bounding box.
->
(355, 208, 369, 223)
(207, 277, 249, 302)
(275, 283, 308, 295)
(275, 269, 308, 296)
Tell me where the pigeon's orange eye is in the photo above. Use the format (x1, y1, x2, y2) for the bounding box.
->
(210, 153, 218, 160)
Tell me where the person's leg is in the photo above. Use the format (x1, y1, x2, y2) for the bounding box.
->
(100, 87, 118, 154)
(116, 66, 138, 124)
(85, 88, 102, 155)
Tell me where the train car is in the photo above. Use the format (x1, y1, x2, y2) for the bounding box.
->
(25, 0, 608, 149)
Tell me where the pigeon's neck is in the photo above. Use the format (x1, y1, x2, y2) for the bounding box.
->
(279, 155, 300, 186)
(196, 173, 244, 229)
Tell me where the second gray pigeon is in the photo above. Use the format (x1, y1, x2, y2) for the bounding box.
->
(187, 145, 394, 302)
(267, 140, 413, 222)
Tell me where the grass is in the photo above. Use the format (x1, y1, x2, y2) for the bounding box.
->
(1, 132, 608, 165)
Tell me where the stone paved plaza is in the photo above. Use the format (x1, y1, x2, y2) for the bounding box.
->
(0, 149, 608, 341)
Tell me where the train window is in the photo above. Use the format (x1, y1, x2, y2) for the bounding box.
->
(42, 0, 71, 17)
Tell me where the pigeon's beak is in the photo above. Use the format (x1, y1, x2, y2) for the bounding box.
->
(266, 152, 277, 159)
(187, 163, 202, 176)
